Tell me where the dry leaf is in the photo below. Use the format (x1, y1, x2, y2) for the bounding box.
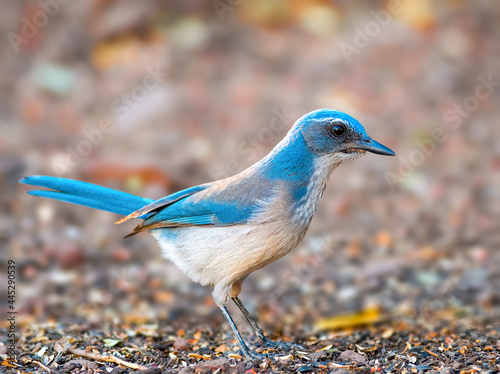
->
(313, 307, 382, 332)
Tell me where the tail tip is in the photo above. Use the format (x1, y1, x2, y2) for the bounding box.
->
(19, 175, 44, 185)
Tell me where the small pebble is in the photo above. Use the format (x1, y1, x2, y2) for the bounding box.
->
(340, 350, 367, 364)
(308, 350, 328, 360)
(173, 338, 190, 351)
(194, 358, 229, 371)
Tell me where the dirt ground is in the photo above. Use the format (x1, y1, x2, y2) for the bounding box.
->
(1, 311, 499, 373)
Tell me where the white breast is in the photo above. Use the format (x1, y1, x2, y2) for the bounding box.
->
(152, 225, 253, 286)
(151, 187, 306, 305)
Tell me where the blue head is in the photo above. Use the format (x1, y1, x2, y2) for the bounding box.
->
(297, 109, 395, 158)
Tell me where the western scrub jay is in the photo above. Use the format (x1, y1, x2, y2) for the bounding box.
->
(20, 108, 395, 359)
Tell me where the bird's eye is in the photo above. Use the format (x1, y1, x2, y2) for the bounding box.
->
(331, 124, 346, 137)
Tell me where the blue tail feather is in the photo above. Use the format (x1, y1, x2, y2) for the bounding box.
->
(20, 176, 153, 216)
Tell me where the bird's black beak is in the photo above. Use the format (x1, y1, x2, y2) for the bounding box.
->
(349, 137, 396, 156)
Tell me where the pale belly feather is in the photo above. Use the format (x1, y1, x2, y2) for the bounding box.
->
(151, 219, 306, 305)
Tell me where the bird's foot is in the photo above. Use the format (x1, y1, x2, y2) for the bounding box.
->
(239, 340, 298, 360)
(240, 347, 269, 360)
(258, 335, 305, 352)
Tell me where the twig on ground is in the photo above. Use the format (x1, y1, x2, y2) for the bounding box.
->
(54, 337, 149, 371)
(29, 359, 56, 373)
(67, 347, 149, 371)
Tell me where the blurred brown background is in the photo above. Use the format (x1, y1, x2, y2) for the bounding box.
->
(1, 0, 499, 335)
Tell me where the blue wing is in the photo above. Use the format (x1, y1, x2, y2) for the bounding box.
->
(124, 172, 275, 237)
(115, 183, 212, 223)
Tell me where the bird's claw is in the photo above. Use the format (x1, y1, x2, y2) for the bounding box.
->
(239, 339, 301, 360)
(240, 348, 269, 360)
(258, 336, 305, 352)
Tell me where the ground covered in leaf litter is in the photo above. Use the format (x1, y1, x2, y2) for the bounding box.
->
(2, 314, 499, 374)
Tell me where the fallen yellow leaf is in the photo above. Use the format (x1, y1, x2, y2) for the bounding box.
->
(313, 307, 382, 332)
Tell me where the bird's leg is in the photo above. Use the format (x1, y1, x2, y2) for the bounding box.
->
(219, 305, 267, 360)
(232, 297, 302, 351)
(232, 297, 271, 347)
